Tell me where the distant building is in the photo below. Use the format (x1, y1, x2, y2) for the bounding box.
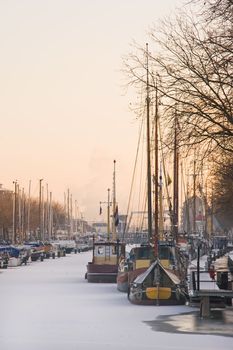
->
(181, 196, 223, 236)
(92, 222, 107, 234)
(92, 214, 127, 237)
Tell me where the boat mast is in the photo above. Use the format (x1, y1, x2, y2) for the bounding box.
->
(193, 154, 197, 234)
(75, 200, 78, 234)
(67, 188, 70, 239)
(146, 43, 153, 244)
(42, 185, 45, 242)
(107, 188, 110, 240)
(70, 194, 73, 237)
(173, 109, 179, 244)
(12, 180, 17, 244)
(18, 186, 21, 243)
(48, 191, 53, 240)
(185, 167, 191, 236)
(154, 79, 159, 256)
(21, 187, 25, 242)
(39, 178, 43, 241)
(158, 163, 164, 240)
(27, 180, 31, 240)
(210, 183, 214, 234)
(18, 185, 21, 242)
(112, 160, 117, 241)
(46, 183, 49, 240)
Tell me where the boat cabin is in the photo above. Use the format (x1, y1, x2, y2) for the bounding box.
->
(92, 241, 125, 265)
(86, 240, 125, 283)
(158, 241, 176, 269)
(128, 242, 176, 270)
(128, 245, 154, 270)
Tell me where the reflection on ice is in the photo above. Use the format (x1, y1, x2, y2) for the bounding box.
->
(145, 308, 233, 337)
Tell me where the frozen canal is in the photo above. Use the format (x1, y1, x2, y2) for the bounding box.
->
(0, 251, 232, 350)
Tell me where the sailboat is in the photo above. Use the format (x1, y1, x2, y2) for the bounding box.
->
(117, 46, 175, 294)
(117, 243, 154, 292)
(127, 44, 188, 304)
(117, 47, 155, 292)
(86, 160, 125, 283)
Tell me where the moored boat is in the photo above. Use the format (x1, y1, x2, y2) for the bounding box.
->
(117, 244, 153, 292)
(117, 241, 177, 293)
(128, 259, 187, 305)
(57, 240, 76, 254)
(0, 249, 9, 269)
(86, 239, 125, 283)
(86, 160, 125, 283)
(125, 48, 189, 303)
(25, 242, 44, 261)
(0, 245, 28, 267)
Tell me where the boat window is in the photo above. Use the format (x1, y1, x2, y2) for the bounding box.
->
(96, 246, 104, 255)
(159, 246, 174, 261)
(134, 247, 153, 259)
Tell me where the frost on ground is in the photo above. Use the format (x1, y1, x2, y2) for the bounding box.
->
(0, 251, 232, 350)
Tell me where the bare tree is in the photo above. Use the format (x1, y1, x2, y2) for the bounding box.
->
(211, 156, 233, 229)
(192, 0, 233, 23)
(123, 0, 233, 158)
(0, 192, 66, 241)
(0, 190, 13, 240)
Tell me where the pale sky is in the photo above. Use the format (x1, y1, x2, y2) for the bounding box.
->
(0, 0, 184, 222)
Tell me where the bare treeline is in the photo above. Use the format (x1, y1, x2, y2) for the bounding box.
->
(0, 191, 66, 241)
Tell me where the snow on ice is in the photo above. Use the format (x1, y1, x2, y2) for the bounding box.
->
(0, 251, 232, 350)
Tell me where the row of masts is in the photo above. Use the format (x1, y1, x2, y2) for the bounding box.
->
(11, 179, 84, 244)
(38, 179, 53, 242)
(146, 43, 180, 256)
(146, 43, 163, 256)
(145, 43, 215, 252)
(12, 179, 53, 244)
(64, 188, 84, 238)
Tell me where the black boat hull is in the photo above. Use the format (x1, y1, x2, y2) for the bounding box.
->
(86, 262, 118, 283)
